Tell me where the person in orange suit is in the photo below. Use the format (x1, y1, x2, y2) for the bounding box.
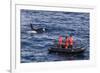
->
(65, 36, 69, 49)
(69, 34, 74, 49)
(58, 36, 63, 48)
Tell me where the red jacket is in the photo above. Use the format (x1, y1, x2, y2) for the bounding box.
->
(65, 38, 69, 48)
(58, 36, 63, 45)
(69, 36, 74, 45)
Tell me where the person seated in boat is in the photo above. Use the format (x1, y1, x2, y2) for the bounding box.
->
(58, 36, 63, 48)
(69, 34, 74, 49)
(65, 36, 69, 49)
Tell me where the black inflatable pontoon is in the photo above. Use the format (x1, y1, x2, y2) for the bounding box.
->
(48, 47, 85, 54)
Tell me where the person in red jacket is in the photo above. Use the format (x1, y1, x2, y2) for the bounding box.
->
(69, 34, 74, 48)
(58, 36, 63, 48)
(65, 36, 69, 49)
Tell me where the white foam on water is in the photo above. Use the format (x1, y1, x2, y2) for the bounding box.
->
(27, 30, 37, 34)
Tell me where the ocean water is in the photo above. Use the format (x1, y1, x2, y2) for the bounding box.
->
(20, 9, 90, 63)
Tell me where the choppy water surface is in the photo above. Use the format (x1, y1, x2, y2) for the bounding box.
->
(21, 9, 90, 63)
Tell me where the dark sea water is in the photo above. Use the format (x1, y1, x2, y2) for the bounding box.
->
(20, 9, 90, 63)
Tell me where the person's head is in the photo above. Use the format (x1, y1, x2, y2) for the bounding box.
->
(70, 34, 72, 37)
(59, 35, 62, 38)
(66, 35, 68, 39)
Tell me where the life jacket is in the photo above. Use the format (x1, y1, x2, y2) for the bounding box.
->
(69, 37, 74, 45)
(58, 36, 63, 45)
(65, 38, 69, 48)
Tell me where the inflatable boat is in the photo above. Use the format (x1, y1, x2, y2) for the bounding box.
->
(48, 47, 85, 54)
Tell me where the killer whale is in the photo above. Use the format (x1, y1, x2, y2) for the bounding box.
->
(30, 24, 46, 33)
